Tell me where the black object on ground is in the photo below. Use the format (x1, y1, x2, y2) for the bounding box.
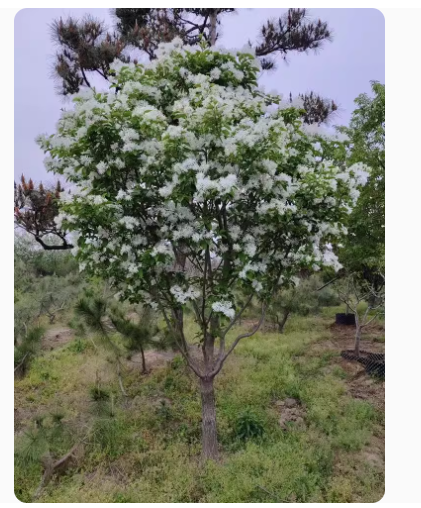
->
(341, 350, 385, 379)
(335, 313, 356, 325)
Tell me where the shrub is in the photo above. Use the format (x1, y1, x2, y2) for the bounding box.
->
(317, 286, 340, 307)
(90, 416, 129, 459)
(14, 326, 45, 377)
(89, 385, 110, 401)
(232, 409, 265, 442)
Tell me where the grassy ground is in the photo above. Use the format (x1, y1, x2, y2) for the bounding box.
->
(14, 312, 385, 503)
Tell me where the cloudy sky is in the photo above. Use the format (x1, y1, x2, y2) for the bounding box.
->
(14, 8, 384, 182)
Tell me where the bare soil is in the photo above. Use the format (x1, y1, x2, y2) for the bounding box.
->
(318, 321, 385, 488)
(321, 322, 385, 412)
(127, 350, 177, 371)
(274, 397, 307, 430)
(42, 327, 75, 351)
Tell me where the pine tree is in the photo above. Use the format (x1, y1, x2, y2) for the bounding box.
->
(14, 175, 72, 250)
(51, 8, 333, 106)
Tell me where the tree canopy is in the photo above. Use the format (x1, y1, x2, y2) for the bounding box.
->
(338, 82, 385, 278)
(50, 8, 333, 96)
(14, 175, 72, 250)
(37, 38, 367, 358)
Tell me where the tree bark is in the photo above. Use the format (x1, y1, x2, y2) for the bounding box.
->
(367, 293, 377, 308)
(140, 346, 146, 373)
(278, 310, 290, 334)
(200, 377, 218, 460)
(209, 10, 217, 46)
(174, 307, 188, 354)
(354, 326, 361, 357)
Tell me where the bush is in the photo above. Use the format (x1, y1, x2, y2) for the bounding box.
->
(89, 385, 110, 401)
(90, 416, 129, 459)
(14, 326, 45, 377)
(232, 409, 265, 442)
(32, 250, 79, 277)
(68, 338, 87, 353)
(155, 400, 173, 423)
(317, 286, 340, 307)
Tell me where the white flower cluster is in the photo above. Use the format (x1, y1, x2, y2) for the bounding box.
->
(212, 301, 235, 319)
(170, 285, 200, 304)
(37, 39, 369, 311)
(151, 241, 173, 258)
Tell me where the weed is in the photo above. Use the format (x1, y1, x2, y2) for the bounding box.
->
(90, 416, 130, 459)
(89, 385, 110, 402)
(232, 409, 265, 442)
(68, 338, 87, 353)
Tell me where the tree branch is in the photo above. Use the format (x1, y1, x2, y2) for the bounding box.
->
(159, 302, 203, 378)
(34, 236, 73, 251)
(211, 303, 266, 377)
(14, 352, 30, 374)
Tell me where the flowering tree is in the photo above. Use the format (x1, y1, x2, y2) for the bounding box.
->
(37, 39, 368, 459)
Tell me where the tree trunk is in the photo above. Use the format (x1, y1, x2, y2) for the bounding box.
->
(200, 377, 218, 460)
(367, 293, 377, 308)
(174, 308, 187, 354)
(354, 326, 361, 357)
(209, 10, 218, 46)
(278, 310, 290, 334)
(140, 346, 146, 373)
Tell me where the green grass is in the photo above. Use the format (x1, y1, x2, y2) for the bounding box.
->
(14, 313, 384, 503)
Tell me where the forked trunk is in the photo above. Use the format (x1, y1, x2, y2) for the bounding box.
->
(278, 310, 290, 334)
(200, 377, 218, 460)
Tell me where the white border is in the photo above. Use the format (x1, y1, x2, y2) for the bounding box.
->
(3, 2, 421, 506)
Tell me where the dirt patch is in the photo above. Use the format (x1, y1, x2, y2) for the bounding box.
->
(274, 397, 307, 430)
(329, 323, 385, 351)
(42, 327, 74, 350)
(310, 323, 385, 413)
(128, 350, 177, 371)
(348, 374, 385, 412)
(126, 312, 139, 322)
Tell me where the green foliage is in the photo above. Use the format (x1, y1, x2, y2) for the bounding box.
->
(75, 296, 108, 336)
(14, 233, 84, 370)
(317, 285, 340, 307)
(268, 276, 335, 331)
(68, 338, 87, 354)
(15, 412, 74, 468)
(232, 409, 265, 441)
(338, 82, 385, 276)
(37, 274, 80, 323)
(110, 305, 159, 353)
(89, 385, 110, 402)
(15, 314, 384, 503)
(89, 415, 130, 459)
(32, 250, 78, 277)
(155, 400, 173, 423)
(14, 326, 45, 376)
